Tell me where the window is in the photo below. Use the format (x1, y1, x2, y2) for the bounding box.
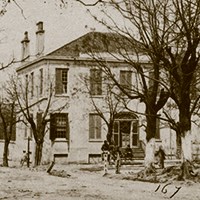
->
(55, 68, 68, 94)
(39, 68, 43, 95)
(24, 126, 32, 139)
(113, 121, 120, 146)
(120, 70, 132, 94)
(131, 120, 138, 146)
(50, 113, 69, 140)
(90, 69, 102, 95)
(30, 72, 34, 97)
(89, 114, 101, 140)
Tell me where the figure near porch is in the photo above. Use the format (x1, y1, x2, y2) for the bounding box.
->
(155, 146, 166, 169)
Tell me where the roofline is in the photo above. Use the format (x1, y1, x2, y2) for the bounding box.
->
(16, 55, 151, 72)
(46, 31, 108, 56)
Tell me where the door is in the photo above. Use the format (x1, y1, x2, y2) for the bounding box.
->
(113, 119, 139, 148)
(130, 120, 139, 147)
(120, 120, 131, 148)
(113, 121, 120, 146)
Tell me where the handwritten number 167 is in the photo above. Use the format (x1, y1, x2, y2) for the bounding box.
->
(155, 183, 182, 198)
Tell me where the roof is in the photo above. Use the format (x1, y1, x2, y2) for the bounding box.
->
(17, 31, 146, 72)
(47, 31, 140, 57)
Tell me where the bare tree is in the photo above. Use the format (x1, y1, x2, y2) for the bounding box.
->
(0, 89, 19, 167)
(10, 75, 68, 166)
(72, 0, 200, 176)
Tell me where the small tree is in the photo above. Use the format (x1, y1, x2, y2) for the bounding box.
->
(10, 75, 67, 166)
(0, 94, 18, 167)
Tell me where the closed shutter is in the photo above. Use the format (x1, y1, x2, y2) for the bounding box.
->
(90, 69, 95, 95)
(96, 115, 101, 139)
(113, 121, 120, 146)
(50, 114, 56, 141)
(155, 118, 160, 139)
(96, 70, 102, 95)
(55, 69, 62, 94)
(120, 71, 126, 86)
(40, 68, 43, 94)
(37, 112, 43, 138)
(89, 114, 94, 139)
(149, 70, 154, 89)
(65, 114, 69, 140)
(120, 71, 132, 88)
(11, 123, 16, 141)
(0, 118, 4, 140)
(126, 71, 132, 90)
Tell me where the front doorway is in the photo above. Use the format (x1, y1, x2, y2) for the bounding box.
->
(112, 112, 139, 148)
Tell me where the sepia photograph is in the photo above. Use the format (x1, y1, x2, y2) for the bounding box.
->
(0, 0, 200, 199)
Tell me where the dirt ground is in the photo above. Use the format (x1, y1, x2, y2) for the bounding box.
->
(0, 163, 200, 200)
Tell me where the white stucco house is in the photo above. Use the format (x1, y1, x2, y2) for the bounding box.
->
(5, 22, 200, 165)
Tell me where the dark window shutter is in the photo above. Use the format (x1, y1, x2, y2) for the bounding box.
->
(11, 123, 16, 141)
(127, 71, 132, 89)
(55, 69, 62, 94)
(50, 114, 56, 141)
(96, 70, 102, 95)
(120, 71, 132, 88)
(0, 119, 4, 140)
(90, 69, 95, 95)
(65, 114, 69, 140)
(96, 115, 101, 139)
(132, 120, 138, 133)
(89, 114, 94, 139)
(149, 70, 154, 89)
(37, 112, 43, 126)
(40, 68, 43, 94)
(155, 118, 160, 139)
(11, 112, 16, 141)
(37, 112, 43, 138)
(120, 71, 126, 86)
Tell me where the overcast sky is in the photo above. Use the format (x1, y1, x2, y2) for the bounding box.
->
(0, 0, 107, 67)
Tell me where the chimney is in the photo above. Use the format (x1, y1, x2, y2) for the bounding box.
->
(36, 21, 45, 56)
(21, 31, 30, 61)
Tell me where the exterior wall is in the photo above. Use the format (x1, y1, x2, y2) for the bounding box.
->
(12, 58, 200, 165)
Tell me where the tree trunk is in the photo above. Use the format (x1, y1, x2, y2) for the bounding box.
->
(178, 98, 193, 179)
(3, 141, 9, 167)
(181, 130, 192, 161)
(144, 138, 156, 169)
(35, 141, 43, 166)
(106, 124, 113, 144)
(144, 108, 157, 169)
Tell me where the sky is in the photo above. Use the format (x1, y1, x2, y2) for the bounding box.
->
(0, 0, 107, 71)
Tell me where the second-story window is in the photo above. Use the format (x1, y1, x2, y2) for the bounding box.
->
(39, 68, 43, 95)
(55, 68, 68, 95)
(90, 69, 102, 95)
(120, 70, 132, 94)
(30, 72, 34, 97)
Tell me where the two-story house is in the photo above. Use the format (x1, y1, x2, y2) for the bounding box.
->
(12, 22, 200, 165)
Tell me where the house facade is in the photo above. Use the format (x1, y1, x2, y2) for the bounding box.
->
(8, 22, 200, 165)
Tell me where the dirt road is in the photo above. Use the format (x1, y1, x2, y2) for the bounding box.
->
(0, 164, 199, 200)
